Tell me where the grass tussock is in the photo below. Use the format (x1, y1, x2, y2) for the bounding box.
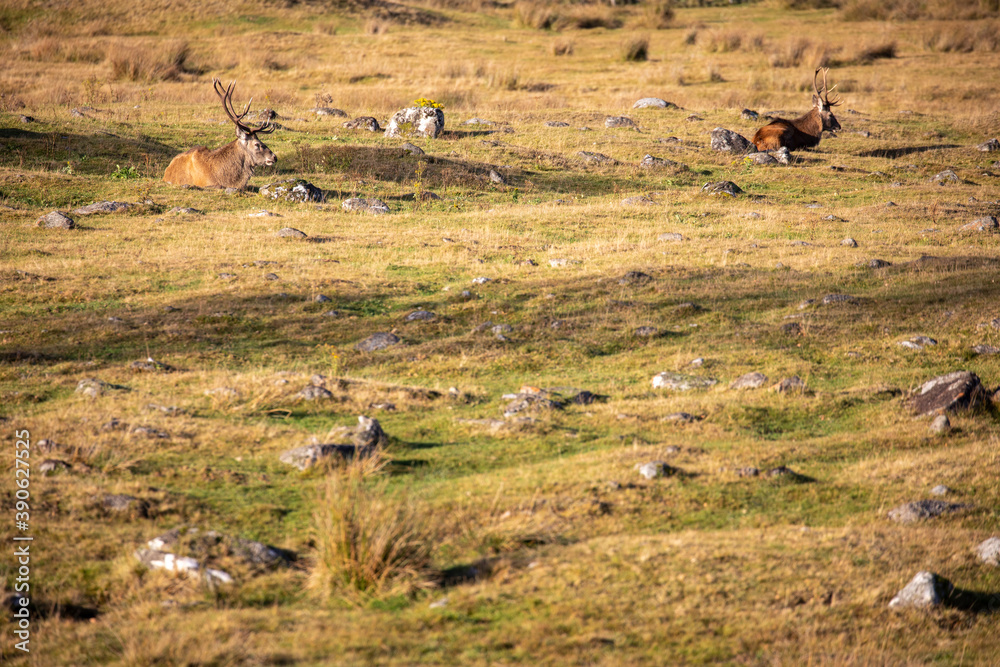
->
(621, 35, 650, 62)
(107, 39, 196, 82)
(767, 38, 837, 68)
(632, 0, 675, 29)
(924, 20, 1000, 52)
(551, 38, 574, 56)
(515, 0, 623, 30)
(840, 0, 1000, 20)
(310, 466, 434, 601)
(853, 40, 897, 63)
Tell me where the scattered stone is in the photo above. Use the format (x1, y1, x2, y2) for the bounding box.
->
(405, 309, 436, 321)
(401, 142, 425, 155)
(279, 443, 368, 471)
(549, 259, 568, 268)
(343, 116, 381, 132)
(130, 425, 169, 439)
(260, 180, 324, 203)
(314, 294, 331, 303)
(730, 372, 768, 390)
(491, 324, 512, 335)
(578, 151, 616, 165)
(355, 415, 389, 448)
(263, 273, 279, 281)
(634, 326, 659, 337)
(740, 108, 759, 121)
(737, 467, 760, 478)
(276, 227, 307, 238)
(798, 299, 817, 310)
(462, 118, 492, 126)
(773, 147, 792, 164)
(619, 270, 653, 286)
(621, 195, 657, 207)
(472, 276, 491, 284)
(168, 207, 201, 215)
(888, 499, 969, 523)
(710, 127, 753, 154)
(218, 273, 237, 280)
(75, 378, 128, 398)
(888, 572, 952, 609)
(636, 461, 677, 480)
(248, 210, 279, 218)
(342, 197, 389, 214)
(356, 332, 401, 352)
(822, 294, 858, 305)
(545, 120, 570, 128)
(658, 232, 683, 242)
(384, 106, 444, 139)
(572, 391, 602, 405)
(131, 358, 174, 372)
(605, 116, 638, 129)
(701, 181, 743, 197)
(958, 216, 998, 232)
(651, 372, 717, 391)
(640, 155, 686, 170)
(312, 107, 348, 117)
(909, 371, 989, 416)
(103, 494, 148, 516)
(930, 484, 952, 495)
(744, 152, 779, 165)
(72, 201, 130, 215)
(297, 385, 333, 401)
(664, 412, 695, 423)
(204, 387, 239, 398)
(503, 393, 563, 418)
(766, 466, 806, 480)
(20, 115, 35, 123)
(861, 259, 891, 269)
(781, 322, 803, 337)
(633, 98, 675, 109)
(39, 459, 71, 474)
(35, 211, 75, 229)
(970, 344, 999, 355)
(976, 537, 1000, 565)
(841, 238, 858, 247)
(488, 170, 506, 184)
(772, 376, 805, 393)
(977, 138, 1000, 152)
(898, 335, 937, 350)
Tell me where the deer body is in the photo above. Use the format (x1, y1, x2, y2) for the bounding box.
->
(752, 68, 841, 152)
(163, 80, 276, 189)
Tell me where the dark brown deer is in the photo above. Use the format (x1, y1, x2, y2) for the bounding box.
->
(752, 68, 842, 152)
(163, 79, 276, 189)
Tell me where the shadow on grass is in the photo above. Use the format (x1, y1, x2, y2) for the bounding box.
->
(857, 144, 960, 159)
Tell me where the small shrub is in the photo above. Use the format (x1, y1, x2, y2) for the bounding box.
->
(107, 39, 193, 82)
(622, 36, 650, 62)
(110, 164, 140, 180)
(310, 467, 434, 600)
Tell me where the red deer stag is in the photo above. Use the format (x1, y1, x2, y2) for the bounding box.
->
(752, 68, 842, 152)
(163, 79, 276, 189)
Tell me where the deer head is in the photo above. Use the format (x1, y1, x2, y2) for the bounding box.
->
(213, 79, 277, 168)
(811, 67, 842, 133)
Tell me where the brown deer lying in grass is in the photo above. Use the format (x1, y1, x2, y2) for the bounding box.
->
(752, 68, 842, 152)
(163, 79, 276, 189)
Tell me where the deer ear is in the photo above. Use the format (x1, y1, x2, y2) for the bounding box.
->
(235, 126, 251, 141)
(812, 94, 823, 108)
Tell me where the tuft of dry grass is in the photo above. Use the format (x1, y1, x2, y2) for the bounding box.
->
(853, 40, 897, 63)
(621, 35, 650, 62)
(310, 467, 434, 600)
(924, 20, 1000, 52)
(107, 39, 196, 82)
(632, 0, 675, 29)
(551, 38, 574, 56)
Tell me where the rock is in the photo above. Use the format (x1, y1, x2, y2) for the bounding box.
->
(260, 180, 323, 203)
(730, 372, 768, 390)
(634, 326, 659, 337)
(930, 414, 952, 434)
(636, 461, 677, 480)
(405, 309, 435, 321)
(72, 201, 130, 215)
(658, 233, 685, 244)
(312, 107, 348, 117)
(572, 391, 602, 405)
(931, 169, 960, 184)
(701, 181, 743, 197)
(20, 115, 35, 123)
(977, 138, 1000, 152)
(619, 270, 653, 286)
(887, 499, 969, 523)
(898, 335, 937, 350)
(822, 294, 858, 305)
(355, 415, 388, 448)
(35, 211, 75, 229)
(131, 358, 174, 372)
(651, 372, 717, 391)
(971, 344, 1000, 355)
(103, 494, 148, 516)
(218, 272, 237, 280)
(664, 412, 695, 423)
(314, 294, 331, 303)
(780, 322, 802, 337)
(503, 393, 563, 418)
(710, 127, 753, 154)
(343, 116, 381, 132)
(356, 332, 400, 352)
(744, 152, 779, 165)
(39, 459, 71, 474)
(771, 147, 792, 165)
(605, 116, 638, 129)
(401, 142, 425, 155)
(342, 198, 389, 215)
(889, 572, 952, 609)
(976, 537, 1000, 565)
(248, 210, 278, 217)
(297, 385, 333, 401)
(841, 238, 858, 247)
(621, 195, 657, 207)
(462, 118, 492, 126)
(578, 151, 616, 165)
(276, 227, 307, 238)
(740, 108, 759, 121)
(909, 371, 989, 416)
(168, 207, 201, 215)
(384, 106, 444, 139)
(958, 216, 998, 232)
(861, 259, 892, 269)
(545, 120, 570, 127)
(633, 98, 675, 109)
(640, 155, 686, 170)
(75, 378, 128, 398)
(772, 376, 805, 393)
(930, 485, 952, 495)
(204, 387, 239, 398)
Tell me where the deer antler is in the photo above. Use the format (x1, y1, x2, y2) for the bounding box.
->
(213, 79, 273, 134)
(820, 68, 842, 106)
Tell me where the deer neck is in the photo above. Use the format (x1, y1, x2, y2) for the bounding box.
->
(212, 140, 255, 187)
(793, 107, 823, 139)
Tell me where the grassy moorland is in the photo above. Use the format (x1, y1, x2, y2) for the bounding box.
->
(1, 0, 1000, 664)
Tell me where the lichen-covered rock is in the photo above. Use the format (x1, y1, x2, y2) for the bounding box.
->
(977, 537, 1000, 565)
(312, 107, 348, 117)
(651, 372, 717, 391)
(72, 201, 130, 215)
(343, 116, 381, 132)
(730, 372, 768, 390)
(639, 154, 687, 170)
(384, 107, 444, 139)
(909, 371, 989, 416)
(356, 332, 400, 352)
(260, 180, 324, 203)
(958, 216, 998, 232)
(977, 138, 1000, 152)
(279, 443, 369, 470)
(578, 151, 616, 165)
(888, 499, 969, 523)
(701, 181, 744, 197)
(633, 98, 676, 109)
(710, 127, 753, 154)
(744, 152, 779, 165)
(605, 116, 638, 129)
(636, 461, 677, 479)
(36, 211, 75, 229)
(275, 227, 307, 239)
